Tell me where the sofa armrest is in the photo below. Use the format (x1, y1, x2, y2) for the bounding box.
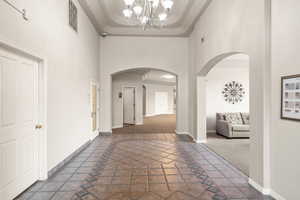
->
(216, 120, 233, 137)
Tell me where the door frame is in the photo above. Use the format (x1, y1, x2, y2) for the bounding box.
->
(0, 39, 48, 181)
(122, 86, 136, 125)
(90, 80, 99, 140)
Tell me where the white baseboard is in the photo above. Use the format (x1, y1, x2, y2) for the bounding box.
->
(145, 112, 174, 117)
(248, 178, 286, 200)
(269, 189, 286, 200)
(195, 139, 207, 143)
(112, 125, 123, 129)
(90, 132, 99, 140)
(145, 114, 157, 117)
(248, 178, 270, 195)
(175, 130, 190, 135)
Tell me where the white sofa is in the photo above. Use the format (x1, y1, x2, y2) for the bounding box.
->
(216, 112, 250, 138)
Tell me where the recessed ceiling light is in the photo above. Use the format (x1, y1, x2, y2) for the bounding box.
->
(162, 74, 175, 79)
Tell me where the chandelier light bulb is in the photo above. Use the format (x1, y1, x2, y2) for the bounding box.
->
(159, 13, 167, 21)
(141, 16, 149, 24)
(162, 0, 174, 10)
(123, 8, 133, 18)
(122, 0, 174, 30)
(124, 0, 135, 6)
(133, 5, 143, 16)
(152, 0, 160, 8)
(147, 0, 159, 7)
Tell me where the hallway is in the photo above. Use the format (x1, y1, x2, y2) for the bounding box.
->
(16, 134, 271, 200)
(113, 115, 176, 134)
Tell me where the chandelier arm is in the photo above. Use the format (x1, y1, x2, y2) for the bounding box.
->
(123, 0, 173, 30)
(141, 0, 147, 30)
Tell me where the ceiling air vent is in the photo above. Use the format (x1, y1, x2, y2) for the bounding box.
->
(69, 0, 78, 32)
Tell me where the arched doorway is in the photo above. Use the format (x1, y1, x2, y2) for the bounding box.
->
(198, 53, 250, 175)
(201, 54, 251, 176)
(110, 68, 178, 134)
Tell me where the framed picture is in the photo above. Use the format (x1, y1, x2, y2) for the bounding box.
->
(281, 74, 300, 121)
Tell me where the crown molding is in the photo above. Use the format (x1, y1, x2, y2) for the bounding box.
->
(78, 0, 212, 37)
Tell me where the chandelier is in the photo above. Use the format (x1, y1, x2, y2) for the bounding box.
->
(122, 0, 174, 30)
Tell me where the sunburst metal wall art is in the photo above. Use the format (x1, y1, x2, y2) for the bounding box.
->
(222, 81, 245, 104)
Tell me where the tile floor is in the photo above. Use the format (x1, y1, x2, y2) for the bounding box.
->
(15, 134, 273, 200)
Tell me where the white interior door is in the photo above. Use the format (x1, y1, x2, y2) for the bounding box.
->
(0, 49, 39, 200)
(155, 92, 169, 115)
(123, 87, 135, 124)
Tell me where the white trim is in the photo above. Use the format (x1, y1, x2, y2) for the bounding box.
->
(145, 113, 157, 117)
(248, 178, 270, 195)
(135, 122, 143, 125)
(269, 189, 286, 200)
(37, 58, 48, 181)
(0, 39, 48, 181)
(195, 139, 207, 143)
(175, 130, 190, 135)
(90, 80, 100, 138)
(248, 178, 287, 200)
(90, 132, 99, 141)
(186, 133, 206, 143)
(175, 130, 201, 143)
(112, 125, 123, 129)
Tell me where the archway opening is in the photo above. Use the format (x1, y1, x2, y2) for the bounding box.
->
(111, 68, 178, 135)
(197, 53, 250, 176)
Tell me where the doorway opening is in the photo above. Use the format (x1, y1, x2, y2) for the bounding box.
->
(111, 68, 177, 134)
(198, 53, 250, 176)
(123, 87, 136, 126)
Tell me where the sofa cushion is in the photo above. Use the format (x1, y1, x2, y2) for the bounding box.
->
(232, 124, 250, 132)
(224, 113, 243, 124)
(241, 113, 250, 124)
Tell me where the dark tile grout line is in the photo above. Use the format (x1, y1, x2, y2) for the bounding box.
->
(190, 143, 268, 199)
(18, 135, 272, 200)
(161, 163, 171, 192)
(44, 140, 110, 199)
(175, 143, 228, 199)
(46, 147, 93, 200)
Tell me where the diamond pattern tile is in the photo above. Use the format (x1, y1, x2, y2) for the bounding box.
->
(15, 133, 274, 200)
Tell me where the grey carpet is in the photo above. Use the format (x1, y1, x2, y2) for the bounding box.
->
(205, 132, 250, 176)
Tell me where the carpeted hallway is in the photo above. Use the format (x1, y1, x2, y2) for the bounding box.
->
(113, 114, 176, 134)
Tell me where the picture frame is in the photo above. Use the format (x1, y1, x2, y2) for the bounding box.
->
(281, 74, 300, 121)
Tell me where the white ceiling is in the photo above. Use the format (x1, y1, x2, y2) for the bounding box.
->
(113, 69, 176, 85)
(143, 70, 176, 85)
(78, 0, 211, 36)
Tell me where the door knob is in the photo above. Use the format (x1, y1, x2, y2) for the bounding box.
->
(35, 125, 43, 129)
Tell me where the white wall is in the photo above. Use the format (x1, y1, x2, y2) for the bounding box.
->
(144, 84, 175, 116)
(270, 1, 300, 199)
(189, 0, 270, 190)
(99, 36, 189, 134)
(0, 0, 99, 171)
(206, 60, 249, 131)
(112, 73, 143, 128)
